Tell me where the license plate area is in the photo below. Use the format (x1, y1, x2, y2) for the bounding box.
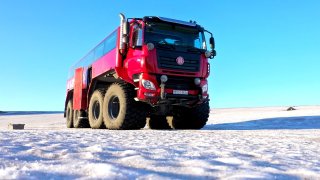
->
(173, 90, 188, 95)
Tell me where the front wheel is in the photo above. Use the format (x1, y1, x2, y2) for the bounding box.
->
(103, 82, 147, 130)
(168, 102, 210, 129)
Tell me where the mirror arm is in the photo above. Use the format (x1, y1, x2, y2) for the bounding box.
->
(204, 29, 213, 37)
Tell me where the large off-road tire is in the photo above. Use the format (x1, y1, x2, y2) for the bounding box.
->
(168, 102, 210, 129)
(88, 89, 105, 129)
(148, 115, 171, 130)
(188, 101, 210, 129)
(73, 110, 89, 128)
(103, 82, 147, 130)
(66, 100, 73, 128)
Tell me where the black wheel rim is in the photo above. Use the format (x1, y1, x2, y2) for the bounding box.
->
(92, 101, 100, 120)
(108, 96, 120, 119)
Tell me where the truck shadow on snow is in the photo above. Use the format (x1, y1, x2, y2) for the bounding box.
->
(204, 116, 320, 130)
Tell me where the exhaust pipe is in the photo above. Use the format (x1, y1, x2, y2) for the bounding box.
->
(119, 13, 126, 50)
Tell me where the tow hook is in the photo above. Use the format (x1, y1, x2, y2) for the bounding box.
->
(160, 75, 168, 100)
(160, 83, 166, 99)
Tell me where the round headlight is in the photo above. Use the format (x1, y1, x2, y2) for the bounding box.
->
(202, 84, 208, 92)
(147, 43, 155, 51)
(142, 79, 156, 90)
(205, 51, 211, 58)
(160, 75, 168, 83)
(194, 78, 201, 85)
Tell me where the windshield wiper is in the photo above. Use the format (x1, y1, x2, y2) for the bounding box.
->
(185, 46, 203, 53)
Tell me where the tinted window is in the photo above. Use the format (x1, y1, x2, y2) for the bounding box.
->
(103, 30, 117, 54)
(94, 43, 104, 60)
(68, 29, 118, 78)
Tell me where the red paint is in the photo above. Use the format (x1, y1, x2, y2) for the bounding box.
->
(92, 48, 117, 78)
(73, 68, 87, 110)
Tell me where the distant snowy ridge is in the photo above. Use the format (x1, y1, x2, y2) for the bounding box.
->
(0, 111, 63, 116)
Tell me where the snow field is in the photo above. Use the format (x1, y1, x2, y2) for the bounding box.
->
(0, 106, 320, 179)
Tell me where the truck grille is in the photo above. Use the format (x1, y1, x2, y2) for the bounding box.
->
(157, 49, 200, 72)
(156, 75, 198, 90)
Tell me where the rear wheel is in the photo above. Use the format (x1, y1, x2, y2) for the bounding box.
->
(66, 100, 73, 128)
(148, 115, 171, 129)
(88, 89, 105, 129)
(103, 82, 147, 130)
(73, 110, 89, 128)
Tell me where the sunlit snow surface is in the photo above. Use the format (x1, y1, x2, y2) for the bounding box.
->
(0, 106, 320, 179)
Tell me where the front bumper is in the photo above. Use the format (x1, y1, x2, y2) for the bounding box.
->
(136, 73, 209, 106)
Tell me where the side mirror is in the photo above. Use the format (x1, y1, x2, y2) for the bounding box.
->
(209, 37, 215, 50)
(209, 37, 216, 58)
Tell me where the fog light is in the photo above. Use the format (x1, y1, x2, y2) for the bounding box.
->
(147, 43, 155, 51)
(160, 75, 168, 83)
(194, 78, 201, 85)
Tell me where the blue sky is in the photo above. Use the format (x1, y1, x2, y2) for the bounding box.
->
(0, 0, 319, 111)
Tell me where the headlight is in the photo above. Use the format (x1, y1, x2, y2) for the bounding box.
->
(142, 79, 156, 90)
(202, 84, 208, 92)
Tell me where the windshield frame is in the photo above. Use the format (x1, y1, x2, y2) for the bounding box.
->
(144, 21, 207, 51)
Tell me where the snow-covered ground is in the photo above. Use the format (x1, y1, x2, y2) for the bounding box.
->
(0, 106, 319, 179)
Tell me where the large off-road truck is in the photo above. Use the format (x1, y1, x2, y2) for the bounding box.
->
(64, 14, 216, 130)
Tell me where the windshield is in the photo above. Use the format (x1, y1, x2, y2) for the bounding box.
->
(144, 22, 206, 50)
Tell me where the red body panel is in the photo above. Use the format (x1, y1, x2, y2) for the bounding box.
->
(92, 48, 117, 78)
(73, 68, 87, 110)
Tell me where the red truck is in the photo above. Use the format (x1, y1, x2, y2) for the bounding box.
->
(64, 14, 216, 130)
